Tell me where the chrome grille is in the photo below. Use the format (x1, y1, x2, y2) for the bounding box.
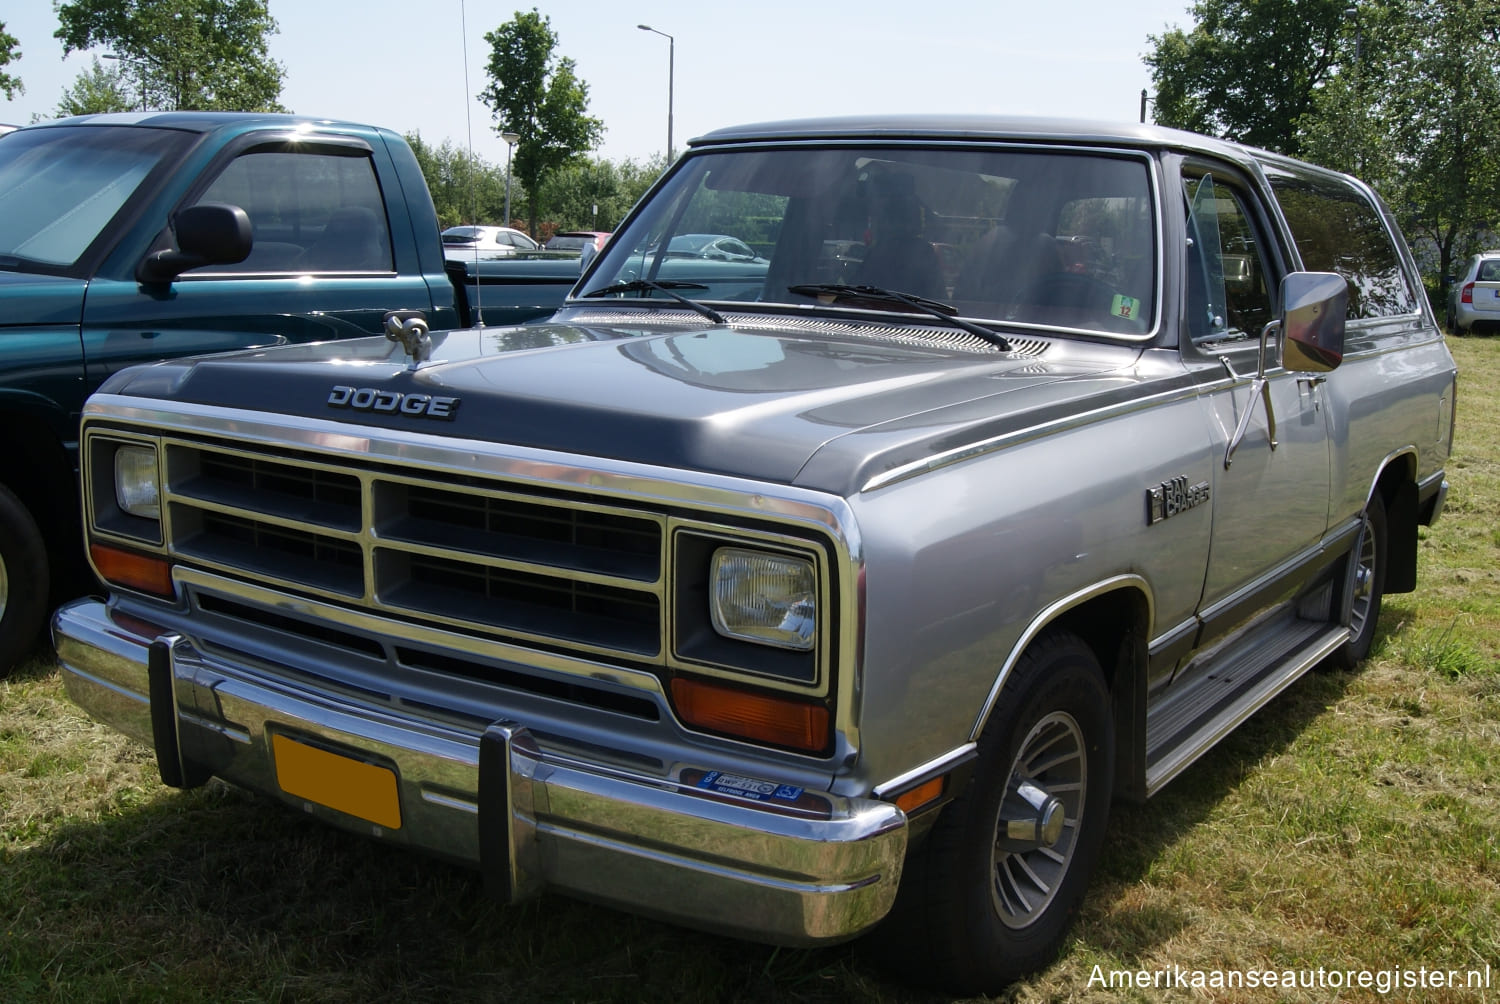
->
(163, 440, 668, 662)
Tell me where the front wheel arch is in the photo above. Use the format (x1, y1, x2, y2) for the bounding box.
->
(874, 630, 1116, 994)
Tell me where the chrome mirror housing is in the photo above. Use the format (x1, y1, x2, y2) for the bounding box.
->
(1280, 271, 1348, 373)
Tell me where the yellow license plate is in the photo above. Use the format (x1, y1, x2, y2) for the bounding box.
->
(272, 733, 402, 830)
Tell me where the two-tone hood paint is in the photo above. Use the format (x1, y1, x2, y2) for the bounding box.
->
(99, 319, 1150, 496)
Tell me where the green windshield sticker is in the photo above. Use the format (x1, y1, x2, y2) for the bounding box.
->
(1111, 294, 1142, 320)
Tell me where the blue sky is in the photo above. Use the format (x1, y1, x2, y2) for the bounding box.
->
(2, 1, 1195, 166)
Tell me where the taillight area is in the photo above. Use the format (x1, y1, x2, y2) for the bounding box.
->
(90, 543, 175, 598)
(1461, 282, 1475, 304)
(670, 676, 831, 755)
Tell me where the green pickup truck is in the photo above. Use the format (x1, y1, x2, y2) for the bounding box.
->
(0, 112, 579, 670)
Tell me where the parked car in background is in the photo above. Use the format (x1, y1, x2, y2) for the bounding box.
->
(544, 230, 611, 253)
(441, 225, 539, 261)
(1446, 249, 1500, 333)
(55, 116, 1455, 995)
(0, 112, 578, 674)
(664, 233, 767, 262)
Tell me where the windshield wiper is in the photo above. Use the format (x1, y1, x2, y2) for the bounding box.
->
(788, 283, 1012, 351)
(581, 278, 726, 324)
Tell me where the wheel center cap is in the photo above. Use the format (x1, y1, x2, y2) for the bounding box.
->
(1004, 779, 1066, 848)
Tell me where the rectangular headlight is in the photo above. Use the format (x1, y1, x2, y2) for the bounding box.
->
(709, 547, 816, 651)
(113, 445, 161, 520)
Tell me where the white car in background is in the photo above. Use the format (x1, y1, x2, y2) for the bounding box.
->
(1446, 249, 1500, 334)
(441, 225, 539, 261)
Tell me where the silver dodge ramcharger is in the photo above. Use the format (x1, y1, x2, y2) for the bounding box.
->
(55, 116, 1457, 993)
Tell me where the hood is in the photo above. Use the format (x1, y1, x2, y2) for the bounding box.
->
(0, 269, 88, 326)
(99, 319, 1145, 495)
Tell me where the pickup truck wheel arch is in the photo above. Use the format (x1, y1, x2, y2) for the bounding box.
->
(0, 482, 51, 674)
(875, 631, 1115, 994)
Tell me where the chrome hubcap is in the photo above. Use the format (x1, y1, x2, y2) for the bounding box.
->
(1349, 518, 1378, 638)
(992, 711, 1087, 929)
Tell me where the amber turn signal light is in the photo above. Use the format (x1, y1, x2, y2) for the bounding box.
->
(90, 543, 175, 598)
(670, 677, 830, 754)
(892, 776, 945, 814)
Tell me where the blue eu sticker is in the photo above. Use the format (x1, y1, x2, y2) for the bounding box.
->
(696, 771, 804, 802)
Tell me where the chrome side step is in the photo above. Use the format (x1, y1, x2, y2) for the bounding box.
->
(1144, 623, 1349, 797)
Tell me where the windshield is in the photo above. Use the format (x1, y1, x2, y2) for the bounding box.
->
(584, 144, 1158, 337)
(0, 125, 190, 271)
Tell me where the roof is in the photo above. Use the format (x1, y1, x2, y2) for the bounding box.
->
(19, 111, 382, 136)
(686, 113, 1368, 192)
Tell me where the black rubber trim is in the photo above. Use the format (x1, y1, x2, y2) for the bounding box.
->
(147, 638, 186, 789)
(478, 724, 513, 903)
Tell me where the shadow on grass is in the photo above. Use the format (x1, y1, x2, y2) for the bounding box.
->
(2, 778, 933, 1003)
(1065, 615, 1409, 970)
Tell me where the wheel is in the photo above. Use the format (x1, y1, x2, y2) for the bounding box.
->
(1328, 491, 1387, 671)
(0, 483, 51, 675)
(878, 632, 1114, 994)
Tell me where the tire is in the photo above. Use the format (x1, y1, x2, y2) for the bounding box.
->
(1328, 491, 1387, 671)
(0, 482, 51, 675)
(878, 632, 1115, 995)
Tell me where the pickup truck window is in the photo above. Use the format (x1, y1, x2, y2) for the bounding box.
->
(1264, 169, 1418, 320)
(0, 125, 188, 271)
(189, 149, 393, 274)
(1184, 173, 1276, 343)
(589, 145, 1158, 338)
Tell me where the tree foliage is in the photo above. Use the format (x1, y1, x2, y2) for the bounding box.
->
(537, 155, 666, 234)
(54, 0, 285, 112)
(1145, 0, 1350, 156)
(1145, 0, 1500, 290)
(478, 9, 603, 236)
(1375, 0, 1500, 285)
(1, 20, 21, 101)
(55, 56, 134, 116)
(405, 132, 518, 230)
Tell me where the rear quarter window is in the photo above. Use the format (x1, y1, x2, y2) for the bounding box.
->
(1264, 167, 1418, 320)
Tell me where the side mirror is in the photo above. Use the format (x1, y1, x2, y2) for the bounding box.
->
(1225, 270, 1347, 469)
(137, 202, 253, 284)
(1280, 270, 1347, 373)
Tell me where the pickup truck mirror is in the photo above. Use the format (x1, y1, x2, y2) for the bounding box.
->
(136, 202, 253, 285)
(1226, 270, 1348, 468)
(1279, 270, 1347, 374)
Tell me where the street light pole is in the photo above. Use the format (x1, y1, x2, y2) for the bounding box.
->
(637, 24, 674, 162)
(101, 53, 147, 110)
(501, 130, 520, 228)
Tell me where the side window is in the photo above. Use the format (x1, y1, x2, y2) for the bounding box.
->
(190, 149, 393, 273)
(1183, 172, 1277, 343)
(1266, 169, 1418, 319)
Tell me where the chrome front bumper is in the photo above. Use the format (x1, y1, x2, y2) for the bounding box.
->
(53, 598, 907, 945)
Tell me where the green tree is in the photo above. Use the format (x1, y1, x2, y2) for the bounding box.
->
(536, 155, 666, 233)
(478, 9, 603, 237)
(406, 131, 518, 230)
(1375, 0, 1500, 291)
(1144, 0, 1350, 156)
(55, 56, 133, 116)
(54, 0, 285, 112)
(1, 20, 22, 100)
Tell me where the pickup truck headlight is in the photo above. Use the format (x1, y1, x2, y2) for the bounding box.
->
(709, 547, 816, 650)
(113, 445, 161, 519)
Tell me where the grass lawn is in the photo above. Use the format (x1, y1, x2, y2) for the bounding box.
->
(3, 337, 1497, 1003)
